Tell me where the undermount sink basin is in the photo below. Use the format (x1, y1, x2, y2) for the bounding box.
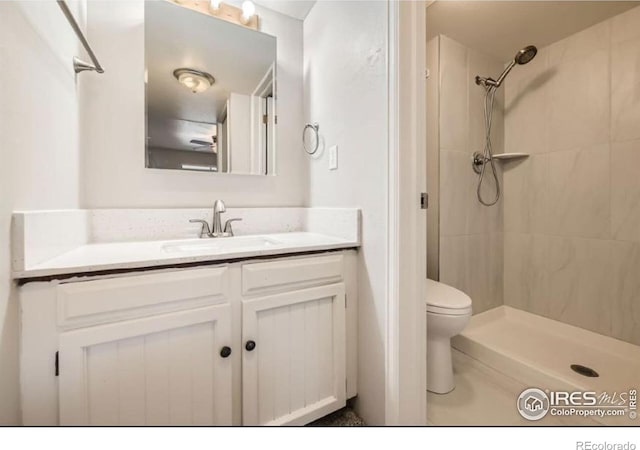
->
(161, 235, 284, 254)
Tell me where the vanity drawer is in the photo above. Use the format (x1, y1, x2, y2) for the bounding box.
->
(57, 267, 229, 329)
(241, 254, 344, 296)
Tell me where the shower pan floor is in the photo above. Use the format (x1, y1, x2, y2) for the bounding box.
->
(449, 306, 640, 426)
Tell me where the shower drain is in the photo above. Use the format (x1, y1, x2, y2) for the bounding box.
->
(570, 364, 599, 378)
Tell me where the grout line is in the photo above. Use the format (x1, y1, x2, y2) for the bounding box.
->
(608, 20, 614, 246)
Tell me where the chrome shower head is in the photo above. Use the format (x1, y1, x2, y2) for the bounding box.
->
(475, 44, 538, 89)
(515, 45, 538, 65)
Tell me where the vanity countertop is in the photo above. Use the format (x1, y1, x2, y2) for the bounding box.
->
(13, 232, 359, 280)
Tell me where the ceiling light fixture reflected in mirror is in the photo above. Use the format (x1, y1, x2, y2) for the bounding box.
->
(173, 68, 215, 94)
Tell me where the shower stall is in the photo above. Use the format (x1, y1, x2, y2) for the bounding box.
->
(426, 0, 640, 425)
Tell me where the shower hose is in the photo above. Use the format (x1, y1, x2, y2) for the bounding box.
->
(477, 85, 501, 207)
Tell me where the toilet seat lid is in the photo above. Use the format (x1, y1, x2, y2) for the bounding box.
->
(426, 279, 472, 313)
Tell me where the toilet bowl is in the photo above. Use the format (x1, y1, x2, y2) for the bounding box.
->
(426, 279, 472, 394)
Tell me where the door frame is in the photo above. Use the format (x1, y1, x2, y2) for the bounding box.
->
(385, 0, 428, 425)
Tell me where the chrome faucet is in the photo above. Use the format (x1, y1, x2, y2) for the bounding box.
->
(190, 200, 242, 238)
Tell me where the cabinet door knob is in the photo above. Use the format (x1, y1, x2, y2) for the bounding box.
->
(220, 346, 232, 358)
(245, 340, 256, 351)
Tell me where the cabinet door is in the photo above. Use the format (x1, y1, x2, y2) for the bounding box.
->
(58, 304, 232, 425)
(242, 284, 346, 426)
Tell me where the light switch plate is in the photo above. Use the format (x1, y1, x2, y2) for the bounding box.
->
(329, 145, 338, 170)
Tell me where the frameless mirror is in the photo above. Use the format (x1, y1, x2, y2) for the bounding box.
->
(145, 1, 276, 175)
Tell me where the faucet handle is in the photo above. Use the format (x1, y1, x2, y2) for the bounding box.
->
(223, 218, 242, 236)
(189, 219, 212, 238)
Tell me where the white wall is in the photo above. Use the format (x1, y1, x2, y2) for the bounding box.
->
(0, 1, 82, 424)
(80, 0, 307, 208)
(304, 0, 388, 425)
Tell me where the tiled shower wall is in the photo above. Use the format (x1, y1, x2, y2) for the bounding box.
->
(435, 35, 505, 314)
(503, 6, 640, 345)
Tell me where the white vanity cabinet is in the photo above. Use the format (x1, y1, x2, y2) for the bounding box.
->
(19, 250, 357, 426)
(23, 266, 234, 426)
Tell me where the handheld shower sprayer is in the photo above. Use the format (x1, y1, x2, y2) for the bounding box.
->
(473, 45, 537, 206)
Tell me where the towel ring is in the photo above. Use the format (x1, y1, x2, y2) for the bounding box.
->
(302, 122, 320, 155)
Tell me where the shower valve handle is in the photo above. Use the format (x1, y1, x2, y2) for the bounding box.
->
(472, 152, 490, 174)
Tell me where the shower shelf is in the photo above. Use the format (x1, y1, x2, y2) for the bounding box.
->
(491, 153, 529, 161)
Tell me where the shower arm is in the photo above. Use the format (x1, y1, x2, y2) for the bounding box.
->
(493, 60, 517, 88)
(477, 60, 517, 89)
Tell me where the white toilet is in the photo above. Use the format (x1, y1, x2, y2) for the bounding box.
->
(426, 279, 472, 394)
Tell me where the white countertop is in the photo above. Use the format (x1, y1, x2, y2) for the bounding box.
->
(14, 232, 359, 279)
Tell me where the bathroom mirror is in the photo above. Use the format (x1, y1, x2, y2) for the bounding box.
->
(145, 1, 277, 175)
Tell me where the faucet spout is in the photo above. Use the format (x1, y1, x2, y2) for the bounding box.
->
(212, 199, 226, 236)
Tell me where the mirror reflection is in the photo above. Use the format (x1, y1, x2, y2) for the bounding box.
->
(145, 1, 277, 175)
